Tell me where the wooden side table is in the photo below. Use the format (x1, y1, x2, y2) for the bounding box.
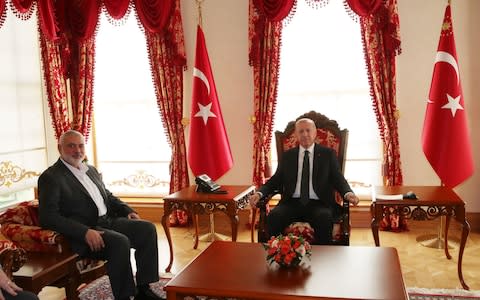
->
(13, 251, 81, 299)
(161, 185, 254, 273)
(370, 186, 470, 290)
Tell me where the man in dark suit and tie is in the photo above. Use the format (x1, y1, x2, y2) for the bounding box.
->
(249, 118, 359, 244)
(38, 130, 162, 300)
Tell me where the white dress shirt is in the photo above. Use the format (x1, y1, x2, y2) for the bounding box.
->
(292, 144, 319, 200)
(61, 159, 108, 216)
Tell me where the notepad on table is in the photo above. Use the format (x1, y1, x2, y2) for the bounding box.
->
(375, 194, 404, 201)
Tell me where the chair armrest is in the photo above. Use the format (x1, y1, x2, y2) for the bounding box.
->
(340, 198, 350, 243)
(256, 190, 280, 209)
(0, 223, 69, 253)
(0, 234, 27, 277)
(254, 190, 280, 243)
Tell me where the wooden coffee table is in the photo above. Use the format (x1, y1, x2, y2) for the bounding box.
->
(164, 241, 408, 300)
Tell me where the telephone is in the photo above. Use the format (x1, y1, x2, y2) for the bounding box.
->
(195, 174, 223, 193)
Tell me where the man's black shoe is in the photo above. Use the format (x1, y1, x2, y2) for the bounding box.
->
(135, 286, 165, 300)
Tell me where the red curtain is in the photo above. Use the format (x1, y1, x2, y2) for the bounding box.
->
(68, 38, 95, 139)
(347, 0, 403, 186)
(39, 30, 70, 140)
(135, 0, 173, 33)
(253, 0, 295, 22)
(143, 0, 189, 226)
(249, 0, 294, 187)
(10, 0, 35, 19)
(38, 32, 96, 141)
(35, 0, 100, 140)
(144, 0, 188, 195)
(146, 30, 189, 193)
(0, 0, 6, 29)
(37, 0, 58, 40)
(347, 0, 406, 231)
(103, 0, 130, 20)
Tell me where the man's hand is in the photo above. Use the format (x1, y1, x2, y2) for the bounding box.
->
(128, 212, 140, 219)
(0, 269, 22, 299)
(248, 192, 261, 208)
(345, 192, 360, 206)
(85, 229, 105, 252)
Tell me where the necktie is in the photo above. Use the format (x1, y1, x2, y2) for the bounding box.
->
(300, 150, 310, 205)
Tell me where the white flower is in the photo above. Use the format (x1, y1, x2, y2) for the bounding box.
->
(271, 239, 278, 248)
(295, 244, 306, 256)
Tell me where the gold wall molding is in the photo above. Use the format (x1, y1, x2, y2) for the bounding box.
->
(0, 161, 40, 188)
(349, 181, 372, 188)
(109, 170, 168, 189)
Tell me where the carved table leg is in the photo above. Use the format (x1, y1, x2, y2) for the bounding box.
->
(227, 204, 238, 242)
(456, 205, 470, 290)
(251, 208, 257, 242)
(444, 209, 452, 259)
(370, 203, 380, 246)
(161, 200, 174, 273)
(193, 212, 199, 249)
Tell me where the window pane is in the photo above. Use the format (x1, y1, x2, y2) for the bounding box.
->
(0, 10, 46, 202)
(93, 13, 171, 197)
(274, 0, 382, 191)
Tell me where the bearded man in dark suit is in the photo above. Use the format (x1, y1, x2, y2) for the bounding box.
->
(38, 130, 162, 300)
(249, 118, 360, 244)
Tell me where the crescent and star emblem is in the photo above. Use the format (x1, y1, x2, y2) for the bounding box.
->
(427, 50, 464, 117)
(193, 67, 217, 125)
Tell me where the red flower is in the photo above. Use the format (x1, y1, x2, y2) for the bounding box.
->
(280, 243, 291, 255)
(263, 233, 312, 268)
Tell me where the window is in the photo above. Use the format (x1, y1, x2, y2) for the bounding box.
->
(274, 0, 382, 195)
(0, 10, 45, 208)
(89, 12, 171, 197)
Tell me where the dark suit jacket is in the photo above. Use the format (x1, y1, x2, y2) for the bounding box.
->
(37, 159, 134, 252)
(259, 144, 352, 211)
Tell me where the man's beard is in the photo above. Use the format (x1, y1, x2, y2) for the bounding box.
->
(64, 155, 84, 167)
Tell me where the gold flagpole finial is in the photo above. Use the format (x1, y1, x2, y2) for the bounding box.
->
(196, 0, 204, 27)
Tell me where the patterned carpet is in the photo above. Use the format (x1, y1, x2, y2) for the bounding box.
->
(407, 287, 480, 300)
(41, 276, 480, 300)
(77, 275, 168, 300)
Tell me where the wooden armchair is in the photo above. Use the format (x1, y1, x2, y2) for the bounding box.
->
(252, 111, 350, 245)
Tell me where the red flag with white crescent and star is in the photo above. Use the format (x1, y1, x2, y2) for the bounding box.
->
(421, 4, 474, 187)
(188, 25, 233, 181)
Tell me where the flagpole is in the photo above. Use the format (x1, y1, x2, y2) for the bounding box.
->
(192, 0, 231, 243)
(416, 180, 460, 249)
(196, 0, 204, 27)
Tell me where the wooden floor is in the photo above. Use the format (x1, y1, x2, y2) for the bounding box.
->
(38, 211, 480, 299)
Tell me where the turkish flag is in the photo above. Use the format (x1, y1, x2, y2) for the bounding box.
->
(422, 5, 474, 187)
(188, 26, 233, 181)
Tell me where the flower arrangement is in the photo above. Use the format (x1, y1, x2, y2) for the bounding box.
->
(284, 222, 315, 244)
(263, 233, 312, 268)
